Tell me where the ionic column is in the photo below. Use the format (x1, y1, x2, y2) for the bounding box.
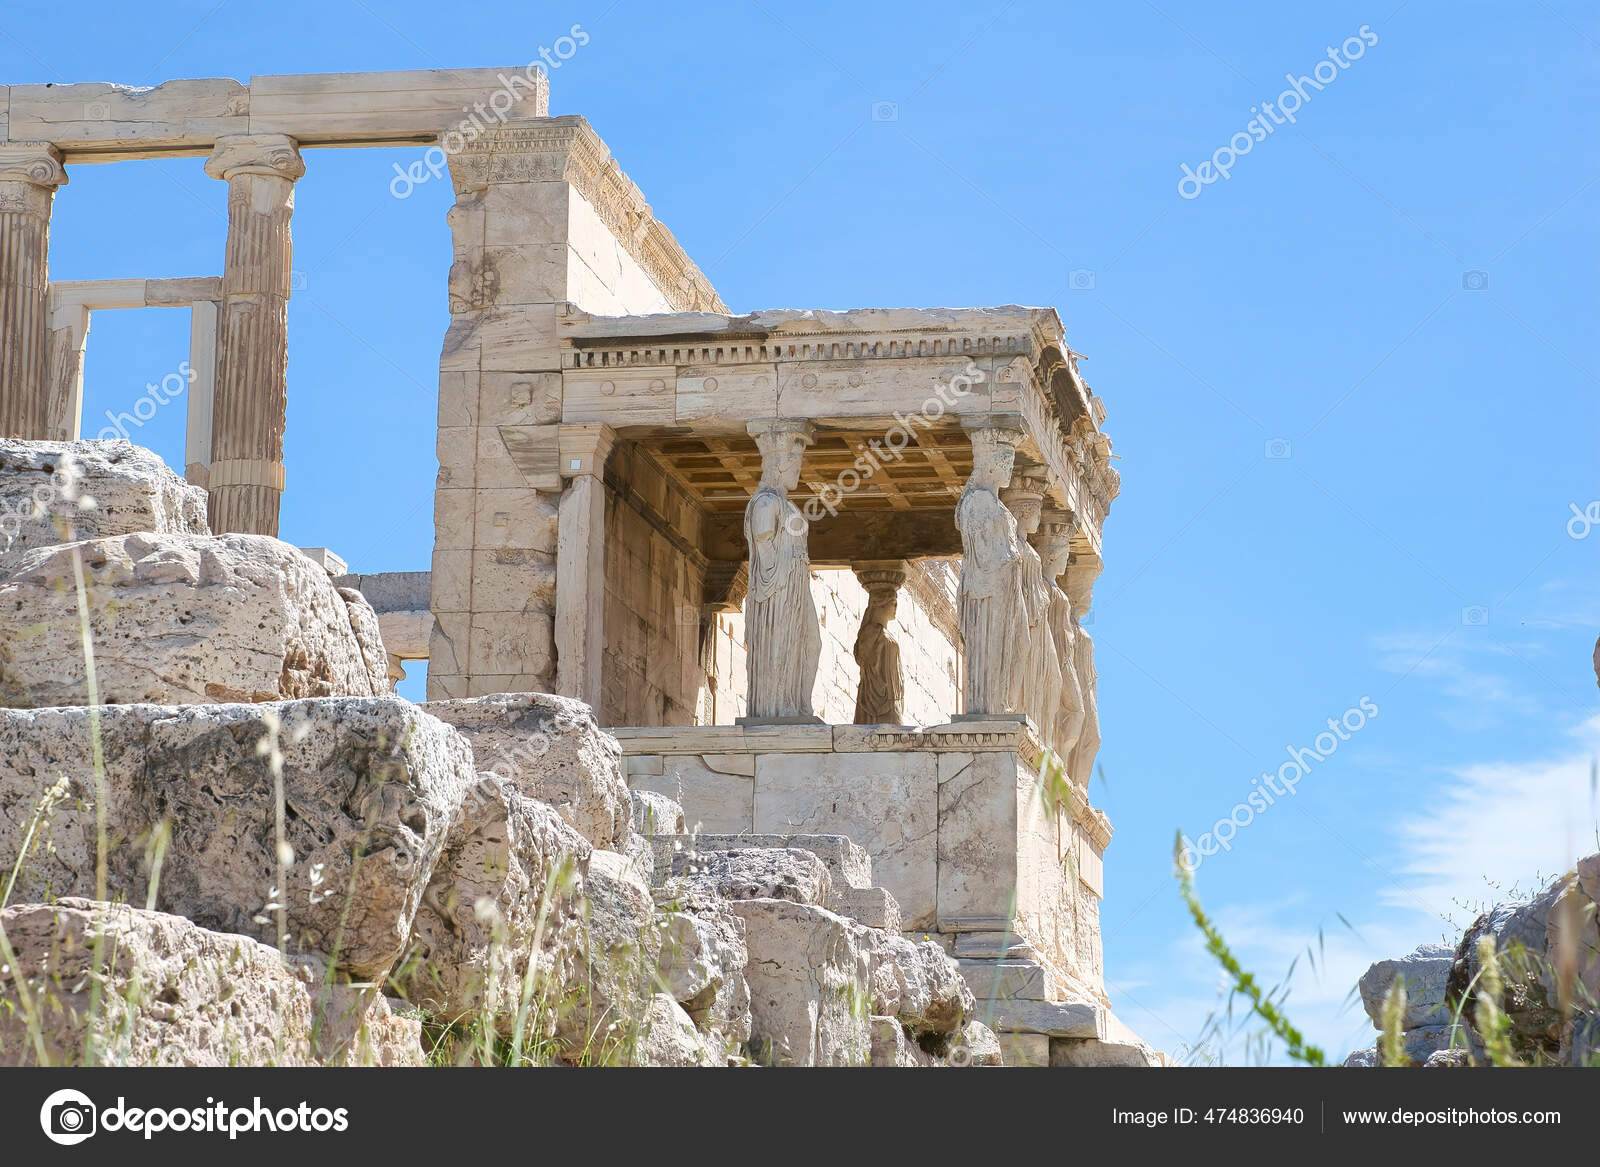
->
(0, 143, 67, 439)
(553, 423, 615, 715)
(852, 560, 907, 725)
(203, 135, 304, 534)
(739, 418, 822, 724)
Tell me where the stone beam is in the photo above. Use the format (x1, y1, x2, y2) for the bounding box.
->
(2, 68, 549, 161)
(559, 304, 1116, 552)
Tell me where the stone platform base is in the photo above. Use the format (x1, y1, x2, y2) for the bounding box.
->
(611, 719, 1112, 995)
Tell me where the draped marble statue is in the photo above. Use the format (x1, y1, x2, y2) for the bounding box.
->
(955, 426, 1030, 717)
(1035, 511, 1085, 764)
(741, 420, 822, 722)
(852, 563, 906, 724)
(1002, 469, 1061, 737)
(1064, 549, 1103, 787)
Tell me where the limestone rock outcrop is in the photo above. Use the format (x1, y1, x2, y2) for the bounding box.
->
(0, 899, 424, 1066)
(424, 692, 631, 851)
(1346, 854, 1600, 1066)
(0, 439, 208, 575)
(393, 775, 592, 1029)
(655, 889, 751, 1063)
(0, 697, 474, 978)
(0, 532, 393, 706)
(1357, 943, 1455, 1029)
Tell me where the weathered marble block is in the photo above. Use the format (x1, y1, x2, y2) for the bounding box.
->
(0, 697, 473, 978)
(0, 439, 208, 576)
(754, 750, 937, 930)
(423, 691, 631, 850)
(0, 532, 393, 707)
(393, 775, 592, 1027)
(0, 900, 424, 1066)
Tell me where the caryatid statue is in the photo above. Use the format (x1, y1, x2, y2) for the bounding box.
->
(1034, 510, 1085, 765)
(741, 419, 822, 723)
(1064, 549, 1104, 788)
(954, 424, 1030, 718)
(1001, 467, 1061, 737)
(852, 563, 907, 725)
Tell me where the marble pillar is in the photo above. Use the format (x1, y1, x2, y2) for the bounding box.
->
(0, 143, 67, 440)
(203, 134, 304, 535)
(553, 423, 615, 715)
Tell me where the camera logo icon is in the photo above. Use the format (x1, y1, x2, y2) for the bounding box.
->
(1461, 270, 1489, 291)
(871, 101, 899, 122)
(1068, 268, 1096, 291)
(1264, 438, 1292, 460)
(1461, 605, 1489, 627)
(83, 101, 110, 121)
(40, 1088, 97, 1145)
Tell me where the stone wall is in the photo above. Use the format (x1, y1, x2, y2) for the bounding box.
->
(615, 720, 1110, 998)
(428, 118, 712, 701)
(601, 443, 706, 726)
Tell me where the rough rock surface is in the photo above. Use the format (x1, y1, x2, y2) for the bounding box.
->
(1447, 871, 1592, 1060)
(631, 789, 685, 836)
(636, 993, 716, 1067)
(862, 930, 974, 1035)
(558, 848, 663, 1060)
(667, 847, 832, 908)
(0, 697, 473, 978)
(0, 532, 392, 706)
(425, 692, 631, 850)
(0, 439, 208, 576)
(393, 775, 592, 1028)
(1358, 943, 1456, 1029)
(1347, 854, 1599, 1066)
(654, 888, 751, 1063)
(0, 900, 423, 1066)
(732, 898, 872, 1066)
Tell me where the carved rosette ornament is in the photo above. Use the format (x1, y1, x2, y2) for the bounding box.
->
(204, 135, 304, 536)
(0, 143, 67, 440)
(740, 419, 822, 723)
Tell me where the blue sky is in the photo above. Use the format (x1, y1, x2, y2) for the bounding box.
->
(9, 0, 1596, 1062)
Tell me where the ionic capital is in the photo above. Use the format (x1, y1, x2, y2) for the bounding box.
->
(0, 142, 67, 189)
(205, 134, 305, 183)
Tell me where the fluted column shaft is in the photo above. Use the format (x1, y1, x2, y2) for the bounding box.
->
(0, 144, 67, 439)
(204, 134, 304, 534)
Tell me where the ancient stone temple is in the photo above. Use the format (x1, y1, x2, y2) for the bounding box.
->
(0, 67, 1148, 1065)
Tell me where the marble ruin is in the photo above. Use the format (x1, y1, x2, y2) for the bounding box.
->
(0, 67, 1152, 1066)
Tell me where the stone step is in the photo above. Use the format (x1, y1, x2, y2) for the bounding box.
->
(951, 931, 1044, 962)
(979, 996, 1103, 1039)
(957, 958, 1062, 1003)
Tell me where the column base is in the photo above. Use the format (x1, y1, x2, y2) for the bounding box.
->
(735, 714, 825, 726)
